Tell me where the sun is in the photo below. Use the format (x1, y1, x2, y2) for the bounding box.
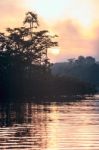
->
(48, 47, 60, 55)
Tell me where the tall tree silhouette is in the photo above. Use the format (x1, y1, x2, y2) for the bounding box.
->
(2, 12, 58, 67)
(24, 11, 39, 30)
(0, 11, 58, 98)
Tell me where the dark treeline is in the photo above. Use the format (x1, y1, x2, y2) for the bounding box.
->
(52, 56, 99, 91)
(0, 12, 96, 101)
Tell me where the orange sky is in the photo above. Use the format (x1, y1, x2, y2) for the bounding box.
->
(0, 0, 99, 62)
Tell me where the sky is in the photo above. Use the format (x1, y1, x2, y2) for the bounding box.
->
(0, 0, 99, 62)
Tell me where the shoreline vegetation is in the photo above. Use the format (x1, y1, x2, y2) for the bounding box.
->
(0, 12, 97, 102)
(0, 94, 96, 103)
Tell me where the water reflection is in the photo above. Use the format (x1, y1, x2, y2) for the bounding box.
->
(0, 99, 99, 149)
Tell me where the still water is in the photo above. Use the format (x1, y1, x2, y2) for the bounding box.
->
(0, 97, 99, 150)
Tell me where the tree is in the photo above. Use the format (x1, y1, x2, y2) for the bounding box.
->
(85, 56, 95, 65)
(0, 11, 58, 98)
(23, 11, 39, 30)
(0, 11, 58, 68)
(68, 58, 75, 64)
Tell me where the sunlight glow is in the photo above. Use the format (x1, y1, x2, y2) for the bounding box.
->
(71, 4, 93, 28)
(24, 0, 94, 28)
(24, 0, 70, 22)
(49, 48, 60, 55)
(0, 0, 98, 62)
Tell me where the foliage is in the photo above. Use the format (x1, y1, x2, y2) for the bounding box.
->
(52, 56, 99, 87)
(0, 13, 96, 100)
(0, 11, 57, 67)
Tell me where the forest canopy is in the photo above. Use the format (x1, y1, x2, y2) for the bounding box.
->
(0, 12, 96, 100)
(0, 11, 58, 67)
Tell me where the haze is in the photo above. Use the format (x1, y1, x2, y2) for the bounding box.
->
(0, 0, 99, 62)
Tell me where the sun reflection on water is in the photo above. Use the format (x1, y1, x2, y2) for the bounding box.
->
(0, 99, 99, 149)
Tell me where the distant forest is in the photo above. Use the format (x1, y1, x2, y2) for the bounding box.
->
(52, 56, 99, 90)
(0, 12, 96, 101)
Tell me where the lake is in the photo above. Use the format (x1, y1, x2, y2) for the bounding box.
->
(0, 96, 99, 150)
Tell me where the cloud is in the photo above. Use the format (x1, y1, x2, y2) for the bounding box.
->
(92, 27, 99, 59)
(0, 0, 48, 32)
(49, 19, 98, 62)
(0, 0, 26, 31)
(0, 0, 99, 62)
(0, 0, 25, 16)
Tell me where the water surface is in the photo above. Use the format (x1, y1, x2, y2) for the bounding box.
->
(0, 97, 99, 150)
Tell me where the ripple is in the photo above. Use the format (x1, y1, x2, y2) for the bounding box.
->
(0, 98, 99, 149)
